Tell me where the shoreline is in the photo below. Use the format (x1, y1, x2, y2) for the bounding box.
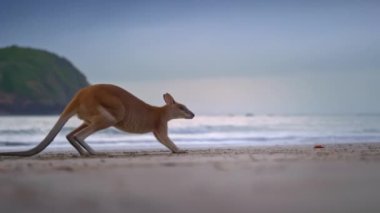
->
(1, 143, 380, 213)
(1, 142, 380, 173)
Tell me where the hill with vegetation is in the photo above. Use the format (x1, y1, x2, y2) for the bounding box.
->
(0, 45, 89, 114)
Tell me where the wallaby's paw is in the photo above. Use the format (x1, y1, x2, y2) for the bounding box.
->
(80, 152, 97, 157)
(173, 150, 188, 154)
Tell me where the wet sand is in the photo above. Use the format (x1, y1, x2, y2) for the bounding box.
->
(1, 143, 380, 213)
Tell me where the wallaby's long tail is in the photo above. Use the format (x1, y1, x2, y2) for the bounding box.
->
(0, 99, 78, 157)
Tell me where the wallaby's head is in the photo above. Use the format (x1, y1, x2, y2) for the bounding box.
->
(163, 93, 195, 120)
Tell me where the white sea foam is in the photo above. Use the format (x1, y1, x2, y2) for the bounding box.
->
(1, 115, 380, 151)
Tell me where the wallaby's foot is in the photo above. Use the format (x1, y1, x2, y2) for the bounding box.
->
(87, 149, 97, 155)
(76, 149, 87, 156)
(79, 153, 89, 157)
(172, 150, 188, 154)
(79, 151, 97, 157)
(87, 151, 97, 156)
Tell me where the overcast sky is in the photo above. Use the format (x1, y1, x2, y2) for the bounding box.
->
(1, 0, 379, 114)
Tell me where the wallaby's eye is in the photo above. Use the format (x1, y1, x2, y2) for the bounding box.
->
(178, 105, 185, 111)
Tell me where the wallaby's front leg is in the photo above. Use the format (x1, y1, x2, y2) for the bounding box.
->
(153, 129, 186, 153)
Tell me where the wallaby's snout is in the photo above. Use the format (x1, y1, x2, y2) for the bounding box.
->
(186, 110, 195, 119)
(178, 105, 194, 119)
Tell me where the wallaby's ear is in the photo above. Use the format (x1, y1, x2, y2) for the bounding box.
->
(163, 93, 176, 105)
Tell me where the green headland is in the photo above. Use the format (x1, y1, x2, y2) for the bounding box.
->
(0, 45, 89, 114)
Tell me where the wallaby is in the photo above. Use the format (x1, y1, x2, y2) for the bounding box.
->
(0, 84, 194, 156)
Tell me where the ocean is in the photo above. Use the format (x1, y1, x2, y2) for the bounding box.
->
(1, 115, 380, 152)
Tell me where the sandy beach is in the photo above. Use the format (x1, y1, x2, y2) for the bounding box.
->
(1, 143, 380, 213)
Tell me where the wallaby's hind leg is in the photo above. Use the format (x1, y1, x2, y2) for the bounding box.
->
(73, 114, 117, 155)
(66, 123, 88, 156)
